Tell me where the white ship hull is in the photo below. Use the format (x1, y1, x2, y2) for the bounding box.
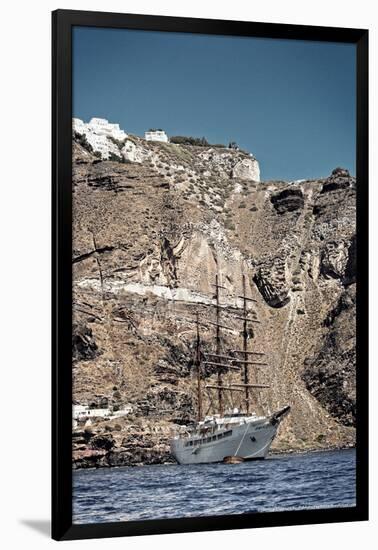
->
(170, 408, 289, 465)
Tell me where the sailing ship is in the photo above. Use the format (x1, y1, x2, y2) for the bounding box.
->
(170, 274, 290, 465)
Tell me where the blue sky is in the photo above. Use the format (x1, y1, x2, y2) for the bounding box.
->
(73, 27, 356, 181)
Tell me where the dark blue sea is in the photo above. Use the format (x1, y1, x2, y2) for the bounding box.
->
(73, 449, 356, 524)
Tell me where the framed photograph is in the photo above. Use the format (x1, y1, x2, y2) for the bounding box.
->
(52, 9, 368, 541)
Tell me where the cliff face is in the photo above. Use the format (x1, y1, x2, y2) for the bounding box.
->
(72, 138, 356, 469)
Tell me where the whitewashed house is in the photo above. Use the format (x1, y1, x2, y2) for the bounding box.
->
(144, 130, 169, 143)
(72, 404, 133, 425)
(72, 404, 89, 419)
(73, 117, 128, 159)
(73, 405, 111, 421)
(112, 405, 133, 418)
(86, 118, 127, 140)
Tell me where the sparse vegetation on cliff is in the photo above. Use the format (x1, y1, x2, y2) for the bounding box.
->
(74, 131, 93, 153)
(170, 135, 226, 148)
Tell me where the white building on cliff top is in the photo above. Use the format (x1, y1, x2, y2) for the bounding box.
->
(144, 129, 169, 143)
(73, 117, 128, 159)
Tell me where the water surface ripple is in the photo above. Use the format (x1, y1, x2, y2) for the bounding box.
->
(73, 449, 356, 524)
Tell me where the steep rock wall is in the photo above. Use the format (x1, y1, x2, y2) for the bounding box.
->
(72, 142, 356, 468)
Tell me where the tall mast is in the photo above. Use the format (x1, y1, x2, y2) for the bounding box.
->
(195, 311, 203, 421)
(242, 274, 249, 414)
(199, 274, 269, 417)
(215, 274, 223, 416)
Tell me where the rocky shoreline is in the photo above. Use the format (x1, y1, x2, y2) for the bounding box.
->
(73, 442, 355, 471)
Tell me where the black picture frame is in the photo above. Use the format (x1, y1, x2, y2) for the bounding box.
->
(52, 9, 369, 541)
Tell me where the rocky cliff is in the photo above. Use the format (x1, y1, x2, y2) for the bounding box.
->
(72, 136, 356, 469)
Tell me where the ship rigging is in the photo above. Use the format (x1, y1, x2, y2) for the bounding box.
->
(170, 273, 290, 465)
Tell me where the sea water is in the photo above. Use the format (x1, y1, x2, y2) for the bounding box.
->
(73, 449, 356, 524)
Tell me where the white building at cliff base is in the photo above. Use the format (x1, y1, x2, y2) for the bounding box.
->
(73, 404, 133, 425)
